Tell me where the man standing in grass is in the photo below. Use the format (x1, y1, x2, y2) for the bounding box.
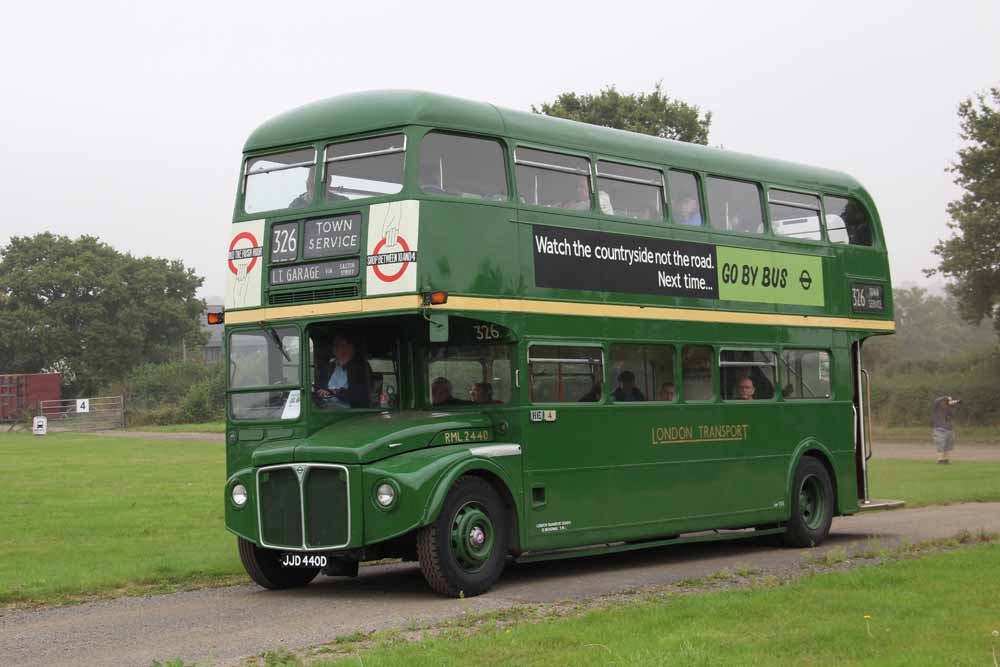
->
(932, 396, 961, 464)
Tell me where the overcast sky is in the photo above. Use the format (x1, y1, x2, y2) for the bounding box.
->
(1, 0, 997, 300)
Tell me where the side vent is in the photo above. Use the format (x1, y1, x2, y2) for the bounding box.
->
(269, 284, 360, 306)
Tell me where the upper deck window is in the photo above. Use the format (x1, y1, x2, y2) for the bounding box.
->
(668, 171, 704, 226)
(707, 177, 765, 235)
(243, 148, 316, 215)
(824, 196, 874, 246)
(420, 132, 508, 201)
(596, 161, 663, 221)
(515, 147, 592, 211)
(768, 189, 822, 241)
(324, 134, 405, 202)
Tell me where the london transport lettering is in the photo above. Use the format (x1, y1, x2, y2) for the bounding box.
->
(651, 423, 751, 445)
(533, 225, 825, 307)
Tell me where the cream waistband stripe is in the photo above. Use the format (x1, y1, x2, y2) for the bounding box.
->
(224, 295, 895, 332)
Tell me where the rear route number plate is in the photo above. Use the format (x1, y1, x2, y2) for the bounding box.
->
(279, 553, 327, 568)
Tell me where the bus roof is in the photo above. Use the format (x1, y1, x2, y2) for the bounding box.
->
(244, 90, 866, 195)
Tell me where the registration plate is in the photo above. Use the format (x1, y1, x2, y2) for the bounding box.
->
(279, 553, 327, 568)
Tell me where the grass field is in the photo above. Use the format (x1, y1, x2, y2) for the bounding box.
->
(311, 543, 1000, 666)
(0, 432, 240, 605)
(869, 458, 1000, 507)
(872, 424, 998, 444)
(132, 422, 226, 433)
(2, 431, 1000, 607)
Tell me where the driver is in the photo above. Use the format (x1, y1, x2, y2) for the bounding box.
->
(316, 334, 370, 408)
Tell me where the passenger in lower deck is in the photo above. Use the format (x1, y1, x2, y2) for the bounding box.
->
(612, 370, 645, 402)
(735, 375, 756, 400)
(431, 376, 473, 407)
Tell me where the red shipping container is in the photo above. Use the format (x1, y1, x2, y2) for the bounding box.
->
(0, 373, 61, 421)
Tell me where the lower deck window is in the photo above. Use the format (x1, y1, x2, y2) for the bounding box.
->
(720, 350, 776, 400)
(609, 344, 675, 402)
(780, 350, 832, 399)
(427, 344, 512, 406)
(529, 345, 604, 403)
(681, 345, 713, 401)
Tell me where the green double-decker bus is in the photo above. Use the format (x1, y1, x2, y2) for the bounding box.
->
(221, 90, 894, 597)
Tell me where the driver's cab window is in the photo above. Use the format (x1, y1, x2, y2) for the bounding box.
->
(308, 324, 398, 410)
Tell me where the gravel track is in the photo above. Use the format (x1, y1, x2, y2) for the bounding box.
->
(3, 502, 1000, 667)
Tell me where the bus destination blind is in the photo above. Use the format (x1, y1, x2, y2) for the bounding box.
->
(270, 258, 359, 285)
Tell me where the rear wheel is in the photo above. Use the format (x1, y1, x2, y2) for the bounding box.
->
(416, 476, 508, 597)
(237, 537, 320, 589)
(783, 457, 834, 547)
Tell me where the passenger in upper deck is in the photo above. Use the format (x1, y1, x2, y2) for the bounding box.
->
(677, 197, 703, 226)
(561, 179, 592, 210)
(288, 168, 316, 209)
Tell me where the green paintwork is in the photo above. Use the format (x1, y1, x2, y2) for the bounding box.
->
(716, 246, 825, 307)
(224, 90, 894, 569)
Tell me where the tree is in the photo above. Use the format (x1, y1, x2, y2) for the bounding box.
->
(864, 286, 996, 375)
(929, 85, 1000, 334)
(534, 83, 712, 145)
(0, 233, 206, 396)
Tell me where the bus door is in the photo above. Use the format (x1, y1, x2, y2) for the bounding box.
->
(521, 343, 612, 551)
(852, 341, 872, 502)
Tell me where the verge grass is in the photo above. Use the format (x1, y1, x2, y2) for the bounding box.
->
(0, 431, 240, 606)
(316, 544, 1000, 666)
(132, 422, 226, 433)
(868, 458, 1000, 507)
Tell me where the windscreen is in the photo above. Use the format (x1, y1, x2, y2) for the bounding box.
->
(228, 327, 302, 421)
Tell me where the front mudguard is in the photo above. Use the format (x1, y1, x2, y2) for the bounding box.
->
(361, 445, 523, 548)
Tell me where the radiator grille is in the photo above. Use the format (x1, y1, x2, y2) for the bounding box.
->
(256, 464, 351, 550)
(258, 468, 302, 548)
(268, 284, 359, 306)
(304, 467, 349, 548)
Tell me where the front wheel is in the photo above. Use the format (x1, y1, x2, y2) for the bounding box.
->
(237, 537, 320, 589)
(416, 476, 508, 597)
(783, 456, 834, 547)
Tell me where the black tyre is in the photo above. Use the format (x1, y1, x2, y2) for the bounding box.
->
(416, 476, 508, 597)
(782, 456, 835, 548)
(237, 537, 320, 589)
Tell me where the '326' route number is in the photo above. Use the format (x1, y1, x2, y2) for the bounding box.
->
(473, 324, 501, 341)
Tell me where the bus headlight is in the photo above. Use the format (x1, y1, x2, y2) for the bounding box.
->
(232, 483, 248, 507)
(375, 482, 397, 508)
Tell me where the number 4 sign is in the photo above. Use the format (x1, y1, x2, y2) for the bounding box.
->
(76, 399, 90, 413)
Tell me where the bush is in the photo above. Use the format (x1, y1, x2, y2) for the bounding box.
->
(871, 359, 1000, 427)
(115, 361, 224, 426)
